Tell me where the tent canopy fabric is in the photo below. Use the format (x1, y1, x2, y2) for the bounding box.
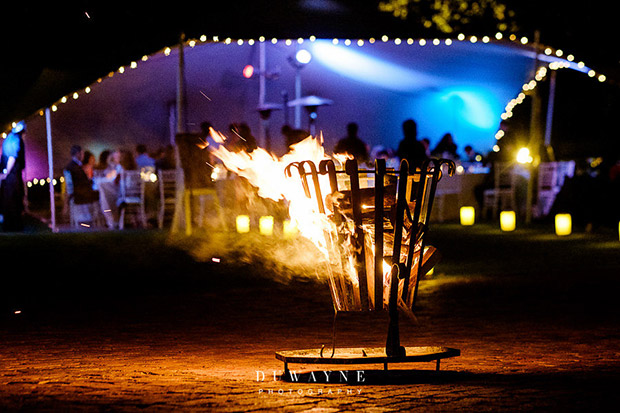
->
(21, 36, 577, 181)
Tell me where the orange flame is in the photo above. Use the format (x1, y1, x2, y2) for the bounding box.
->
(209, 131, 340, 256)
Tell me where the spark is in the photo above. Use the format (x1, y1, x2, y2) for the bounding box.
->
(199, 91, 212, 101)
(230, 128, 247, 141)
(211, 257, 221, 263)
(14, 310, 21, 315)
(84, 11, 91, 19)
(196, 138, 210, 150)
(80, 223, 91, 228)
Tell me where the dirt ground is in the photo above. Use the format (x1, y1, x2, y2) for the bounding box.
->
(1, 222, 619, 411)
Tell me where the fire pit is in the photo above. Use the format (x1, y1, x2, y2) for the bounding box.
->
(276, 157, 460, 373)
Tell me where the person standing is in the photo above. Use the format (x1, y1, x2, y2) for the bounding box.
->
(0, 121, 26, 231)
(396, 119, 428, 171)
(334, 122, 369, 165)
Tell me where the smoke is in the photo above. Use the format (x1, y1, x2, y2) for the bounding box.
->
(181, 231, 330, 285)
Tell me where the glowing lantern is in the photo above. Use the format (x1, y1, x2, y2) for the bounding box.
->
(500, 211, 516, 232)
(259, 216, 274, 236)
(236, 215, 250, 233)
(516, 147, 533, 164)
(242, 64, 254, 78)
(460, 206, 475, 226)
(283, 219, 298, 239)
(555, 214, 572, 236)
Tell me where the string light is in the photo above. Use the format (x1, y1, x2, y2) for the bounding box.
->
(9, 33, 609, 156)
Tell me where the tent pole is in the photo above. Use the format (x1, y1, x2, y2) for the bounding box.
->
(176, 33, 187, 135)
(45, 107, 57, 232)
(294, 43, 301, 129)
(543, 70, 557, 161)
(526, 30, 542, 225)
(172, 34, 187, 234)
(259, 42, 267, 148)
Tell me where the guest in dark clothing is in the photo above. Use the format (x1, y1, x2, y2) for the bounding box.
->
(431, 132, 459, 160)
(396, 119, 428, 171)
(0, 122, 26, 231)
(65, 145, 99, 205)
(334, 122, 369, 164)
(282, 125, 310, 150)
(230, 122, 258, 153)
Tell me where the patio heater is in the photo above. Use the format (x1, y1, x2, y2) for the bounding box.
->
(257, 103, 283, 152)
(276, 157, 460, 374)
(286, 95, 334, 136)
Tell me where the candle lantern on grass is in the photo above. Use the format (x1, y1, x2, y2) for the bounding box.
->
(460, 206, 476, 226)
(259, 215, 274, 235)
(236, 215, 250, 233)
(500, 210, 516, 232)
(555, 213, 572, 236)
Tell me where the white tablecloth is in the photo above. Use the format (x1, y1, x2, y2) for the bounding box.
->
(431, 172, 488, 221)
(94, 177, 120, 228)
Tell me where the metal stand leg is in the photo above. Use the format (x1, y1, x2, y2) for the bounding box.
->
(386, 265, 406, 358)
(320, 311, 338, 358)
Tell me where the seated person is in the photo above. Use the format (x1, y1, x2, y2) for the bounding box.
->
(65, 145, 99, 205)
(135, 144, 156, 168)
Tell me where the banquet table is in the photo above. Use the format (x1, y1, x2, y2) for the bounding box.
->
(94, 176, 120, 228)
(430, 170, 488, 222)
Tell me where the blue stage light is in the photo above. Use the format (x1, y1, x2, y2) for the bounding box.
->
(310, 40, 439, 92)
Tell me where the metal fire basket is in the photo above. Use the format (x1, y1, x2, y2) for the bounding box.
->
(276, 158, 460, 373)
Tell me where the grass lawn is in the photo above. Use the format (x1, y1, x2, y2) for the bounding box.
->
(2, 216, 618, 328)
